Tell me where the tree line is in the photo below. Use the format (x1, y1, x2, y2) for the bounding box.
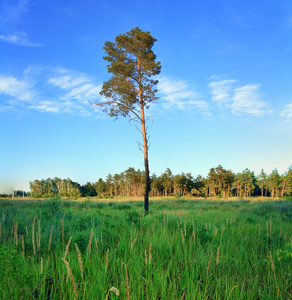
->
(28, 165, 292, 198)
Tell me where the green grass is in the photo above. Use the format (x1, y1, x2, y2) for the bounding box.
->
(0, 198, 291, 299)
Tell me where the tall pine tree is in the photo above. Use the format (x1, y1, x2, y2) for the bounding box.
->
(94, 27, 161, 213)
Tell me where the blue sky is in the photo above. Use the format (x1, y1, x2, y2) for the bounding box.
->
(1, 0, 292, 193)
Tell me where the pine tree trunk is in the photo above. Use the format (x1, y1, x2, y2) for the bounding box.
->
(144, 157, 150, 212)
(141, 119, 150, 212)
(140, 95, 150, 213)
(281, 179, 286, 197)
(137, 58, 151, 213)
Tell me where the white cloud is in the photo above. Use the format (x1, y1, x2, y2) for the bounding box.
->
(0, 67, 99, 116)
(67, 83, 101, 102)
(0, 75, 34, 101)
(0, 0, 29, 24)
(0, 104, 14, 112)
(208, 79, 236, 103)
(29, 99, 94, 116)
(0, 31, 41, 46)
(1, 69, 276, 119)
(280, 103, 292, 118)
(0, 1, 41, 47)
(48, 73, 90, 90)
(208, 78, 272, 116)
(232, 84, 272, 116)
(158, 76, 211, 115)
(29, 101, 61, 113)
(28, 99, 92, 116)
(48, 69, 102, 104)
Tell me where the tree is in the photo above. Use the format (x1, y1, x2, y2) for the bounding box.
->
(106, 174, 114, 197)
(206, 165, 233, 198)
(192, 175, 205, 197)
(267, 169, 280, 198)
(94, 178, 107, 197)
(232, 169, 256, 198)
(82, 182, 97, 197)
(285, 167, 292, 196)
(224, 170, 235, 197)
(162, 168, 173, 197)
(257, 169, 267, 197)
(150, 173, 164, 197)
(30, 180, 44, 198)
(232, 173, 243, 197)
(94, 27, 161, 213)
(279, 174, 286, 197)
(241, 169, 256, 197)
(113, 173, 120, 196)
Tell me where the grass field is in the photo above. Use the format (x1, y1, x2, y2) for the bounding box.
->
(0, 198, 291, 299)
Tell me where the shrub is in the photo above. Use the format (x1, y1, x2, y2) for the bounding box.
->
(73, 230, 92, 253)
(114, 203, 131, 210)
(0, 246, 34, 290)
(42, 198, 63, 217)
(126, 211, 140, 224)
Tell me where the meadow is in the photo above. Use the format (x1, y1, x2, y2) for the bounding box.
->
(0, 198, 291, 299)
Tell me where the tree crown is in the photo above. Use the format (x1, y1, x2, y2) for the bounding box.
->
(98, 27, 161, 119)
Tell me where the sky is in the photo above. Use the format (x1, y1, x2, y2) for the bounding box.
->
(1, 0, 292, 193)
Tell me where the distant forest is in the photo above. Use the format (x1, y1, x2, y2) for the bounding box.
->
(25, 165, 292, 198)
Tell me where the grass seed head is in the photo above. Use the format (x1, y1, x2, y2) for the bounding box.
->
(37, 219, 41, 249)
(125, 264, 129, 300)
(207, 252, 213, 276)
(32, 219, 36, 255)
(216, 246, 220, 265)
(109, 287, 120, 296)
(48, 225, 53, 251)
(75, 243, 83, 280)
(22, 235, 25, 259)
(87, 228, 93, 257)
(62, 258, 77, 298)
(269, 250, 277, 281)
(64, 237, 72, 260)
(105, 248, 109, 272)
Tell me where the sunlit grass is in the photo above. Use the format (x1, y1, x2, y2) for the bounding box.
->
(0, 198, 291, 299)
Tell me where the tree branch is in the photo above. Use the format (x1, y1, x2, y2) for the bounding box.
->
(92, 100, 142, 122)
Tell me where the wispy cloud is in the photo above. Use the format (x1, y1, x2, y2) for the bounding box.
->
(0, 74, 34, 101)
(0, 67, 102, 116)
(0, 0, 41, 47)
(48, 69, 102, 103)
(280, 103, 292, 118)
(28, 99, 92, 117)
(232, 84, 272, 116)
(0, 31, 41, 46)
(208, 79, 236, 103)
(0, 104, 15, 112)
(158, 76, 211, 116)
(48, 70, 90, 90)
(208, 78, 272, 116)
(67, 84, 102, 103)
(29, 101, 61, 113)
(0, 0, 29, 24)
(1, 69, 276, 119)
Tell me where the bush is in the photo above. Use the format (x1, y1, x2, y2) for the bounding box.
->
(114, 203, 131, 210)
(73, 230, 92, 253)
(126, 211, 140, 224)
(0, 246, 34, 290)
(42, 198, 63, 217)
